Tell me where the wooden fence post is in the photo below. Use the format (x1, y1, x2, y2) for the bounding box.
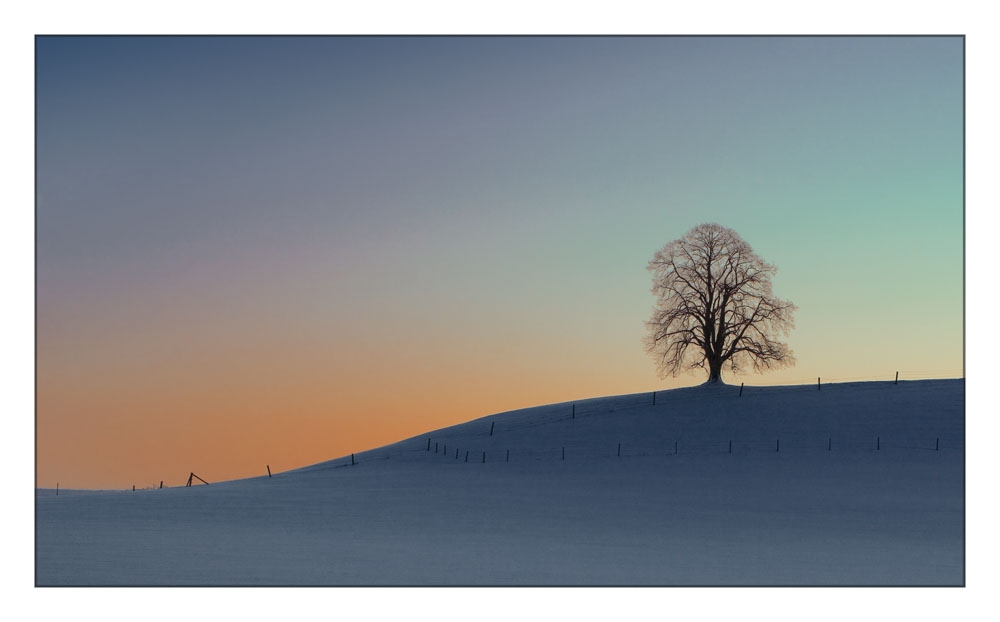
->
(776, 439, 780, 452)
(818, 377, 821, 391)
(133, 485, 135, 491)
(482, 451, 486, 463)
(652, 392, 656, 406)
(877, 437, 880, 451)
(465, 451, 469, 463)
(739, 382, 744, 397)
(160, 481, 163, 489)
(895, 371, 899, 385)
(562, 447, 565, 460)
(267, 465, 271, 478)
(56, 482, 58, 496)
(729, 440, 732, 454)
(618, 443, 621, 457)
(572, 404, 575, 419)
(352, 453, 356, 465)
(490, 421, 495, 436)
(427, 438, 431, 451)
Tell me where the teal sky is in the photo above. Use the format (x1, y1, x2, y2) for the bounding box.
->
(34, 35, 963, 488)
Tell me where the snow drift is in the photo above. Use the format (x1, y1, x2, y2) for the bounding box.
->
(35, 379, 964, 586)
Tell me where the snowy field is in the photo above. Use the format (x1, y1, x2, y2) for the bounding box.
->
(35, 379, 963, 586)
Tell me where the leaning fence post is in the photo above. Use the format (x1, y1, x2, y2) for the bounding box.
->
(267, 465, 271, 478)
(427, 438, 431, 451)
(465, 451, 469, 463)
(490, 421, 495, 436)
(739, 382, 744, 397)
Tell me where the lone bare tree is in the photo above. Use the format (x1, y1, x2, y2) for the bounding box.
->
(645, 223, 796, 384)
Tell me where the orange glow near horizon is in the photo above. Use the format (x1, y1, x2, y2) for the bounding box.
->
(35, 312, 674, 489)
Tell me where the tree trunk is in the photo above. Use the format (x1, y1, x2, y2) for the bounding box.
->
(706, 357, 723, 383)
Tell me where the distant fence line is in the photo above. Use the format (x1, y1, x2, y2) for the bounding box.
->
(749, 370, 964, 388)
(412, 435, 963, 467)
(293, 433, 964, 475)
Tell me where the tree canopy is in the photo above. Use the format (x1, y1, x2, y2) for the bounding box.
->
(645, 223, 796, 383)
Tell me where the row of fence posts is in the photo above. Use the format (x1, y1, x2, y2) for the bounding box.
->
(68, 473, 208, 494)
(59, 429, 944, 495)
(109, 473, 207, 493)
(540, 373, 917, 410)
(424, 434, 942, 462)
(736, 372, 907, 397)
(558, 372, 909, 410)
(535, 375, 922, 414)
(566, 373, 914, 410)
(91, 456, 362, 494)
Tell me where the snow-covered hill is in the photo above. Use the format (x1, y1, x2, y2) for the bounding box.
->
(36, 379, 964, 585)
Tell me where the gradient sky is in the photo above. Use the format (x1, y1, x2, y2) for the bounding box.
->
(36, 36, 963, 489)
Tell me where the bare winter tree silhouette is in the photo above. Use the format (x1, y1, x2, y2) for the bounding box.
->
(645, 223, 796, 384)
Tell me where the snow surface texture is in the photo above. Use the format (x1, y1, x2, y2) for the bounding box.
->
(36, 379, 964, 586)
